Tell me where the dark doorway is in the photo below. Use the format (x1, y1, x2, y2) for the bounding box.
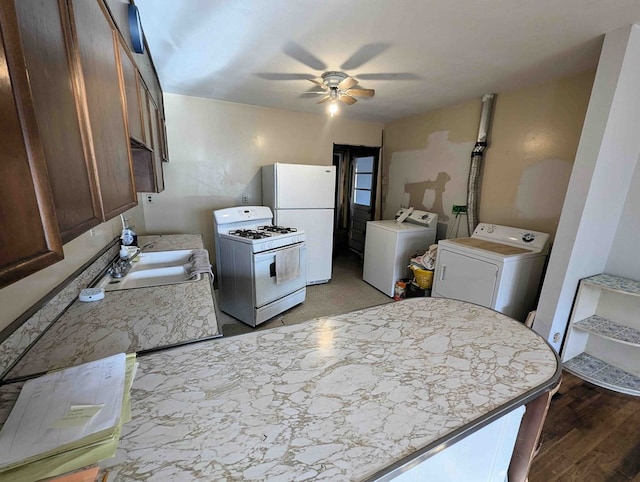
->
(333, 144, 380, 257)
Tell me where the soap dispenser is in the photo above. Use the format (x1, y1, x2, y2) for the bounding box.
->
(120, 214, 137, 247)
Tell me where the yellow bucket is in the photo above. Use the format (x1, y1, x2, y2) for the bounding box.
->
(411, 267, 433, 289)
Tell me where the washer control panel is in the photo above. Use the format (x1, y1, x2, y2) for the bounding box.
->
(395, 208, 438, 228)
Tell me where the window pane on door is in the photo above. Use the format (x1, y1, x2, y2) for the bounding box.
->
(354, 189, 371, 206)
(355, 174, 372, 189)
(356, 156, 374, 172)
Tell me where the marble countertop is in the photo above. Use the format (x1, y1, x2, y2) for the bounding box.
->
(29, 297, 558, 481)
(4, 235, 220, 381)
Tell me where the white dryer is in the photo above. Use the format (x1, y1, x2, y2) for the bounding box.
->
(363, 209, 438, 297)
(432, 223, 550, 322)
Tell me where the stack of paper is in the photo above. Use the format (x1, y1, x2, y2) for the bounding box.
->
(0, 353, 137, 482)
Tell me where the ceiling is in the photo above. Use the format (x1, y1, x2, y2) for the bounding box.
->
(135, 0, 640, 123)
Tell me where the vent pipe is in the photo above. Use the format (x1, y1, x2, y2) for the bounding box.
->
(466, 93, 495, 234)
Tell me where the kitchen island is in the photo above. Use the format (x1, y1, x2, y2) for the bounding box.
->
(27, 297, 558, 481)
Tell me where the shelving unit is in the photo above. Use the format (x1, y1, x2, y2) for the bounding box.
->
(561, 274, 640, 396)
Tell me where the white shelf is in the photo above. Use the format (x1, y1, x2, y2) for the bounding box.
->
(582, 273, 640, 296)
(564, 353, 640, 396)
(573, 315, 640, 347)
(562, 274, 640, 396)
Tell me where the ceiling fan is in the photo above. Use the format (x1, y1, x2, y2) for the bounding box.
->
(307, 71, 375, 106)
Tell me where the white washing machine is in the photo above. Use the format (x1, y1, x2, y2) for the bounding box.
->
(363, 208, 438, 297)
(432, 223, 550, 322)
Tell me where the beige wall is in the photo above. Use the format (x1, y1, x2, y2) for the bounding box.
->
(143, 94, 383, 256)
(0, 201, 146, 332)
(383, 70, 595, 240)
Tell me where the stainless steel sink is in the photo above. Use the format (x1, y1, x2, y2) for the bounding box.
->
(98, 250, 202, 291)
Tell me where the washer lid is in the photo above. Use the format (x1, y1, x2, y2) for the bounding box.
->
(368, 220, 436, 233)
(449, 238, 530, 255)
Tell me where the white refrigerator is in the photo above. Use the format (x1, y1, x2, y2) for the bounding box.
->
(262, 163, 336, 285)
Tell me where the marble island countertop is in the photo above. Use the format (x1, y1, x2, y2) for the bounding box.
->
(4, 234, 220, 381)
(71, 297, 560, 481)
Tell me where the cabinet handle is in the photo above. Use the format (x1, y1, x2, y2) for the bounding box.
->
(440, 265, 446, 282)
(270, 262, 276, 278)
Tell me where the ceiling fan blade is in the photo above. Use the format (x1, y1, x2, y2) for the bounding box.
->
(340, 43, 391, 70)
(339, 95, 357, 105)
(346, 88, 375, 98)
(356, 73, 421, 81)
(317, 95, 331, 104)
(308, 78, 326, 88)
(338, 76, 357, 90)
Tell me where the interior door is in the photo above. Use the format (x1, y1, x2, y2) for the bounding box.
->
(435, 249, 499, 308)
(348, 155, 376, 254)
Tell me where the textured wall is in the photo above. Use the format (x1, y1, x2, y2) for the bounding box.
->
(383, 70, 595, 240)
(143, 94, 383, 256)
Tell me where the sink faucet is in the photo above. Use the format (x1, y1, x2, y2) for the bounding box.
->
(108, 243, 155, 278)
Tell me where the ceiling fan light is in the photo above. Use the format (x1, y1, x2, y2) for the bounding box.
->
(328, 101, 339, 116)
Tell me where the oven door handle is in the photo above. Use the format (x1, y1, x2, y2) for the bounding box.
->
(270, 262, 276, 278)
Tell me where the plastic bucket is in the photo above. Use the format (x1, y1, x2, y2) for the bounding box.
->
(411, 267, 433, 289)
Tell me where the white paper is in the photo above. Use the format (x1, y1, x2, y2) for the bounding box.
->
(0, 353, 126, 468)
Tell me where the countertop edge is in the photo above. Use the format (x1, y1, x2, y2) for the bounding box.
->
(363, 340, 562, 482)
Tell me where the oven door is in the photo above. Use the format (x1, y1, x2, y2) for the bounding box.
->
(253, 242, 306, 307)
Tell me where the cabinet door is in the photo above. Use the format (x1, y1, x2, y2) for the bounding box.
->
(138, 73, 151, 148)
(68, 0, 136, 220)
(132, 83, 164, 193)
(159, 114, 169, 162)
(148, 94, 165, 192)
(15, 0, 102, 243)
(117, 36, 144, 144)
(0, 2, 63, 288)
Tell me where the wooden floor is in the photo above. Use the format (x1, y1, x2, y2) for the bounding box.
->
(529, 371, 640, 481)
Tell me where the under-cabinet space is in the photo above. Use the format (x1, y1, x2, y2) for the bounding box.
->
(562, 274, 640, 396)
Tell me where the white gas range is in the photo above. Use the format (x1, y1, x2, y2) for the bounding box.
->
(213, 206, 306, 327)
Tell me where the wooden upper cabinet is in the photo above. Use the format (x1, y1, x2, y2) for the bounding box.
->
(117, 37, 145, 145)
(132, 84, 164, 193)
(14, 0, 102, 244)
(68, 0, 136, 220)
(159, 114, 169, 162)
(149, 96, 165, 191)
(0, 2, 64, 288)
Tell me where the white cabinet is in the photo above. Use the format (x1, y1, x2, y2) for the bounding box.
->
(561, 274, 640, 396)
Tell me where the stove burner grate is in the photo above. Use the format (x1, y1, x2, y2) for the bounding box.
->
(258, 225, 298, 234)
(229, 229, 272, 239)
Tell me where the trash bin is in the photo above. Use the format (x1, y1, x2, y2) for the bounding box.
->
(410, 266, 433, 289)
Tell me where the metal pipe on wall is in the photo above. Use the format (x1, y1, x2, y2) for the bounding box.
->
(467, 93, 495, 234)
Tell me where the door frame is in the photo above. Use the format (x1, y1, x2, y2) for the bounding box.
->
(333, 144, 380, 255)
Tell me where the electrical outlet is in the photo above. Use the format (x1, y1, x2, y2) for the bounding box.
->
(242, 195, 249, 204)
(145, 194, 153, 204)
(452, 204, 467, 214)
(90, 228, 97, 237)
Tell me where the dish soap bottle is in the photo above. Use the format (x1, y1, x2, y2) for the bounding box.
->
(120, 215, 137, 247)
